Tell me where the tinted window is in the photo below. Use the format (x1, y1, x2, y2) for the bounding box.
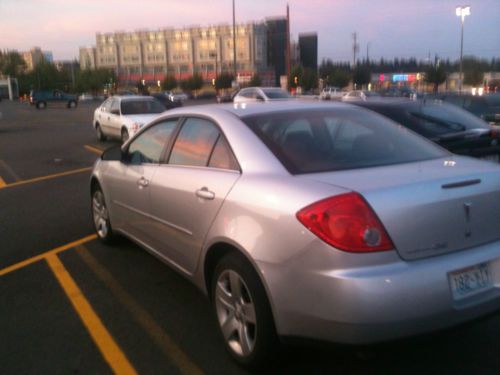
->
(121, 99, 165, 115)
(243, 108, 447, 174)
(102, 98, 113, 111)
(127, 120, 178, 164)
(208, 136, 239, 170)
(262, 89, 291, 99)
(169, 118, 220, 167)
(109, 99, 120, 113)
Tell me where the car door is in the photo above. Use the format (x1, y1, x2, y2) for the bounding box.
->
(147, 117, 240, 275)
(105, 119, 179, 241)
(96, 98, 114, 135)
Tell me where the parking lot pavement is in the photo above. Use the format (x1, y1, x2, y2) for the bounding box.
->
(2, 101, 500, 374)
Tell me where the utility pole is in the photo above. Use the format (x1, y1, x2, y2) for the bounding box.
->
(352, 32, 359, 67)
(286, 4, 291, 80)
(232, 0, 237, 79)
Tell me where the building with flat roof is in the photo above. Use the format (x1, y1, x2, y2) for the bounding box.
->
(80, 18, 292, 87)
(298, 33, 318, 71)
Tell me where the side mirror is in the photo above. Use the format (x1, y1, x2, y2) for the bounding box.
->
(101, 145, 124, 161)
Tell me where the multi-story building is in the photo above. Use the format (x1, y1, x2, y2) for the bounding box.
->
(298, 33, 318, 71)
(21, 47, 49, 71)
(81, 21, 279, 86)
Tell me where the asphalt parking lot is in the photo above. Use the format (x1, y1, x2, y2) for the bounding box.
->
(1, 99, 500, 374)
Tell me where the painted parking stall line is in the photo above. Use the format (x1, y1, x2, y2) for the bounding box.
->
(84, 145, 105, 155)
(0, 167, 92, 190)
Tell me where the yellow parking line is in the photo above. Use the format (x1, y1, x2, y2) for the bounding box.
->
(0, 167, 92, 190)
(0, 160, 21, 181)
(0, 176, 5, 188)
(84, 145, 104, 155)
(76, 245, 204, 375)
(0, 234, 97, 277)
(46, 254, 138, 375)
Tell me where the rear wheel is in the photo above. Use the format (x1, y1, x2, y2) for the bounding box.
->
(91, 185, 115, 244)
(121, 128, 129, 144)
(212, 253, 279, 368)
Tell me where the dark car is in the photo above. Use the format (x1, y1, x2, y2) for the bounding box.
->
(150, 93, 183, 110)
(351, 98, 500, 163)
(436, 93, 500, 125)
(29, 89, 78, 109)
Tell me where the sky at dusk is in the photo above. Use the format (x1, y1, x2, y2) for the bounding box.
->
(0, 0, 499, 62)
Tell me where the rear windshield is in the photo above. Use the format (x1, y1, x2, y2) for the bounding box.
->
(242, 108, 447, 174)
(262, 89, 291, 99)
(121, 99, 165, 115)
(409, 102, 490, 136)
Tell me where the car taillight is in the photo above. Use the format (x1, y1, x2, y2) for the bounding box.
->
(296, 192, 394, 253)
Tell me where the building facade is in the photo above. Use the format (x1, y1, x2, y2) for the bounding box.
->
(21, 47, 47, 71)
(81, 21, 280, 86)
(298, 33, 318, 71)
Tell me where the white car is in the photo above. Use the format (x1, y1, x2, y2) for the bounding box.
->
(93, 95, 165, 143)
(342, 90, 381, 102)
(165, 90, 189, 102)
(320, 86, 345, 100)
(233, 87, 292, 103)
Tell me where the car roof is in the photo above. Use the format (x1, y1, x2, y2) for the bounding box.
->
(114, 95, 156, 101)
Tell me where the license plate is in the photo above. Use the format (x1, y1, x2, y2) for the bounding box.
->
(449, 263, 491, 300)
(480, 154, 499, 163)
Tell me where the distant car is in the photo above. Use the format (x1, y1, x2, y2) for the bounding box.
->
(216, 90, 237, 103)
(233, 87, 292, 103)
(29, 89, 78, 109)
(92, 95, 165, 143)
(165, 90, 189, 102)
(351, 98, 500, 162)
(320, 86, 344, 100)
(381, 86, 419, 99)
(195, 91, 217, 100)
(150, 93, 183, 110)
(90, 101, 500, 368)
(436, 93, 500, 125)
(342, 90, 381, 102)
(78, 93, 96, 101)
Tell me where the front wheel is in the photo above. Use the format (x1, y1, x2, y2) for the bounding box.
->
(95, 124, 106, 141)
(212, 253, 279, 368)
(91, 186, 115, 244)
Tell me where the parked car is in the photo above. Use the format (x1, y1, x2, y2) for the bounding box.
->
(216, 90, 238, 103)
(78, 93, 96, 101)
(320, 86, 344, 100)
(351, 98, 500, 163)
(341, 90, 381, 102)
(233, 87, 292, 103)
(165, 90, 189, 102)
(92, 95, 165, 143)
(435, 93, 500, 125)
(91, 101, 500, 368)
(29, 89, 78, 109)
(150, 93, 183, 110)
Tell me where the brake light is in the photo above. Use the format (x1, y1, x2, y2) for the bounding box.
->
(296, 192, 394, 253)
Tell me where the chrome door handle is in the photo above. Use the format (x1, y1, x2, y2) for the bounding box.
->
(196, 187, 215, 200)
(137, 177, 149, 188)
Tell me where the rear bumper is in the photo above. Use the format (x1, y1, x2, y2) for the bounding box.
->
(259, 239, 500, 344)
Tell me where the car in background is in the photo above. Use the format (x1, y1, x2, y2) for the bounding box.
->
(435, 93, 500, 125)
(29, 89, 78, 109)
(341, 90, 381, 102)
(216, 90, 238, 103)
(92, 95, 165, 143)
(165, 90, 189, 102)
(150, 93, 183, 110)
(351, 98, 500, 162)
(78, 93, 96, 101)
(380, 85, 419, 99)
(320, 86, 344, 100)
(90, 101, 500, 368)
(233, 86, 292, 103)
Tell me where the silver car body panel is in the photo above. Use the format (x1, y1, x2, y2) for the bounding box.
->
(92, 101, 500, 344)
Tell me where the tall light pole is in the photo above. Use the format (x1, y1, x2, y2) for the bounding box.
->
(232, 0, 237, 79)
(456, 5, 470, 94)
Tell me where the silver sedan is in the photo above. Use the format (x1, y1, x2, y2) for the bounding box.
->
(90, 101, 500, 368)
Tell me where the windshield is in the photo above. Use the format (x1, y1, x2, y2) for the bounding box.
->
(410, 101, 490, 136)
(121, 99, 165, 115)
(262, 89, 291, 99)
(243, 108, 447, 174)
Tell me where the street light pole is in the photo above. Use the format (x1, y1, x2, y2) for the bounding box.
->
(232, 0, 237, 79)
(456, 5, 470, 94)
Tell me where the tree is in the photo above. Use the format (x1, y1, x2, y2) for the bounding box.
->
(425, 64, 447, 92)
(301, 68, 318, 91)
(352, 65, 371, 88)
(329, 69, 351, 89)
(248, 74, 261, 87)
(0, 50, 26, 76)
(215, 73, 234, 90)
(75, 68, 116, 94)
(189, 73, 204, 93)
(463, 57, 487, 87)
(162, 74, 177, 91)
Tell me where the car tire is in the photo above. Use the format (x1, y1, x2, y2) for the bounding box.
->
(121, 128, 129, 144)
(91, 185, 115, 244)
(95, 124, 106, 141)
(212, 252, 279, 369)
(36, 101, 46, 109)
(68, 100, 77, 109)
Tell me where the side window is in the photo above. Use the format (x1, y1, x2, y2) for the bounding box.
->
(208, 136, 239, 170)
(110, 99, 120, 114)
(127, 119, 178, 164)
(102, 98, 113, 112)
(169, 118, 220, 167)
